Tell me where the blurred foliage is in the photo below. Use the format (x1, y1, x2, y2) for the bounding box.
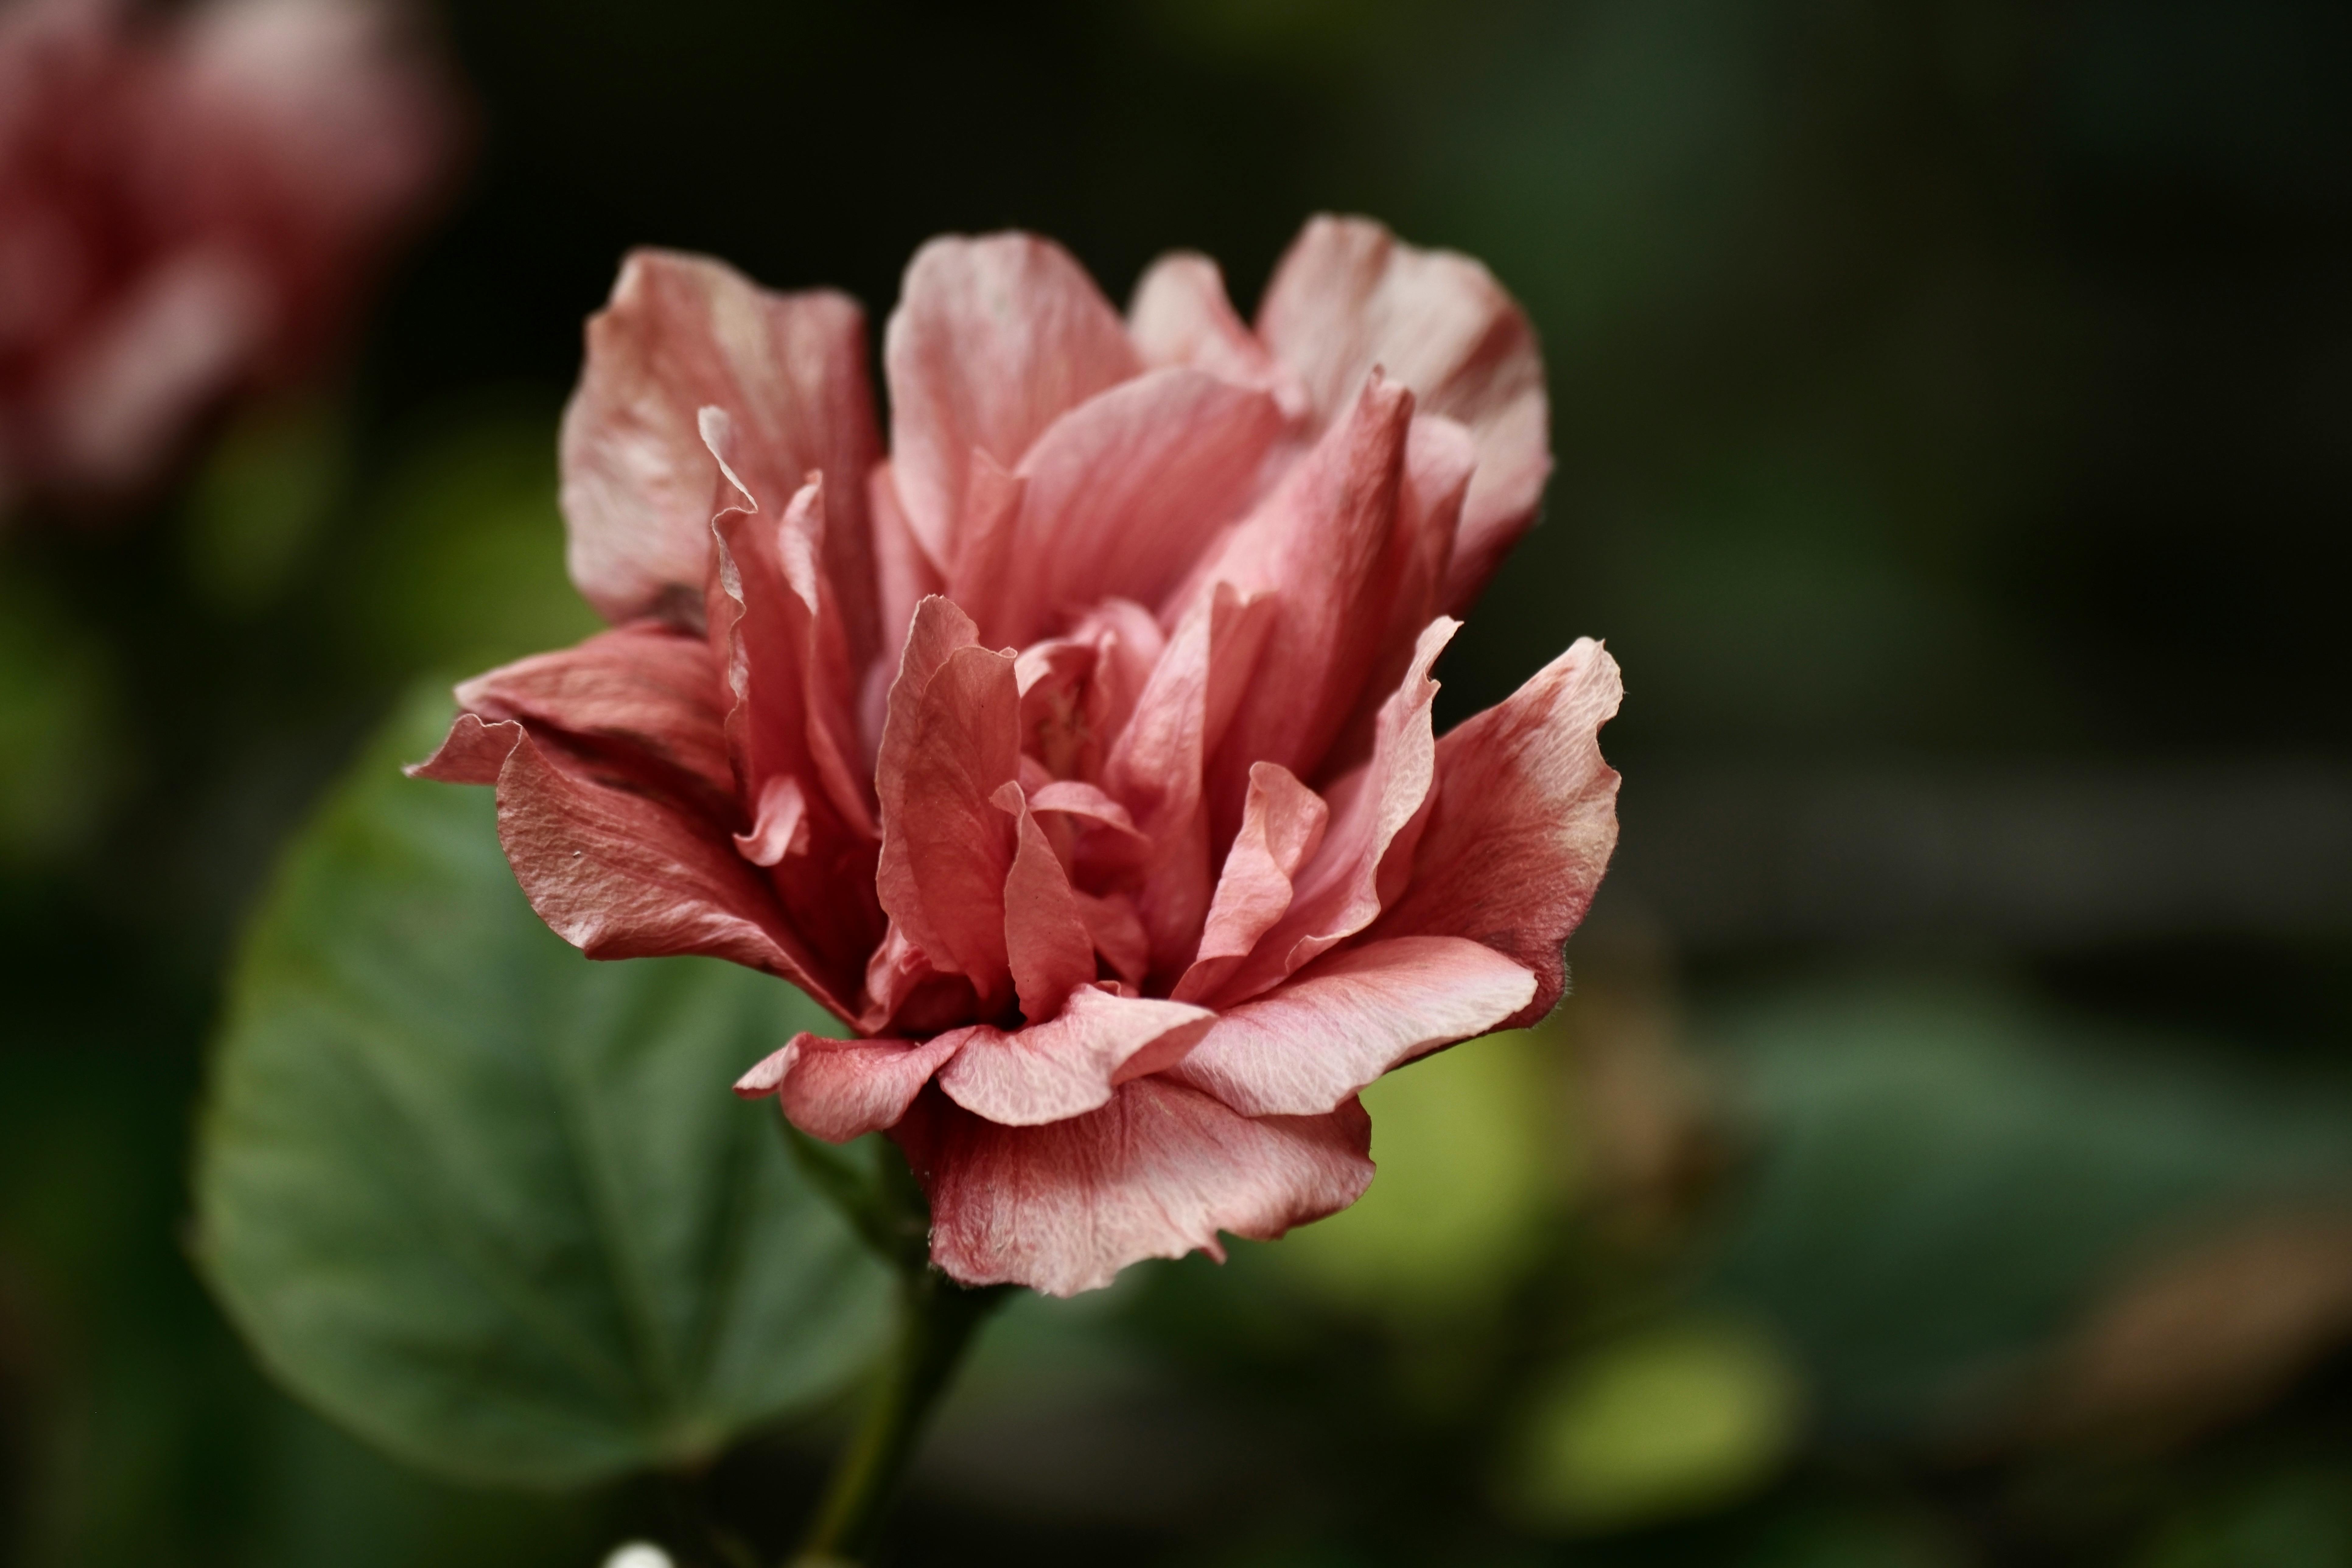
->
(2, 0, 2348, 1562)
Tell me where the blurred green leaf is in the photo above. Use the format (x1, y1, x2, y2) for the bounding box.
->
(193, 685, 890, 1488)
(0, 571, 118, 866)
(1275, 1025, 1560, 1322)
(182, 399, 349, 615)
(1503, 1316, 1804, 1535)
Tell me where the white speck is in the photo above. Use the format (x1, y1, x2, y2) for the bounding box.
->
(601, 1545, 675, 1568)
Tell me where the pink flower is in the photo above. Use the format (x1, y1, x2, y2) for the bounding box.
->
(0, 0, 457, 512)
(417, 218, 1622, 1296)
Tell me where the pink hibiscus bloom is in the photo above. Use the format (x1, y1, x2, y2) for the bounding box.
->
(0, 0, 457, 512)
(417, 217, 1622, 1296)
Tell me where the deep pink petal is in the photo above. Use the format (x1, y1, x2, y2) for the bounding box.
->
(559, 249, 880, 647)
(439, 621, 735, 801)
(862, 461, 945, 765)
(735, 1031, 962, 1143)
(1172, 761, 1328, 1004)
(994, 782, 1098, 1024)
(444, 717, 856, 1022)
(1187, 373, 1415, 821)
(1371, 638, 1623, 1028)
(873, 598, 1020, 1003)
(933, 985, 1213, 1126)
(1208, 618, 1457, 1004)
(882, 233, 1139, 570)
(1104, 582, 1276, 979)
(1167, 936, 1534, 1116)
(897, 1078, 1375, 1296)
(1128, 251, 1308, 417)
(1257, 215, 1549, 612)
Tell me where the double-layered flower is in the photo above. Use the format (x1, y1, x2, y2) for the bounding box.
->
(0, 0, 455, 511)
(418, 217, 1621, 1295)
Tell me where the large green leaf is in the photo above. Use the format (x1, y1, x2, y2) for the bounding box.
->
(194, 686, 890, 1488)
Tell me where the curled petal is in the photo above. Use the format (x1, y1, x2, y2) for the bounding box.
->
(1257, 215, 1550, 611)
(1167, 936, 1534, 1116)
(1174, 761, 1328, 1003)
(1372, 638, 1623, 1028)
(934, 985, 1213, 1126)
(735, 1031, 963, 1143)
(560, 249, 880, 640)
(898, 1078, 1374, 1297)
(993, 781, 1098, 1024)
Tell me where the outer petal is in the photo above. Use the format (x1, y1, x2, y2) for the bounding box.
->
(1167, 936, 1535, 1117)
(1257, 215, 1549, 611)
(882, 232, 1139, 570)
(559, 249, 881, 647)
(734, 1031, 963, 1143)
(434, 620, 736, 801)
(1128, 251, 1308, 417)
(1371, 638, 1623, 1028)
(897, 1078, 1375, 1297)
(431, 717, 856, 1021)
(872, 598, 1020, 1002)
(934, 985, 1213, 1126)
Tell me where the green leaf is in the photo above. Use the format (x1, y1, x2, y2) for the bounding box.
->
(193, 685, 891, 1488)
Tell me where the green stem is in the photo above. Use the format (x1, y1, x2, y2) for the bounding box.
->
(789, 1269, 1007, 1566)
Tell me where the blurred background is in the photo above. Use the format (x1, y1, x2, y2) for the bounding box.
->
(4, 0, 2351, 1563)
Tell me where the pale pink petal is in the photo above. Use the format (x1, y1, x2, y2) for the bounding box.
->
(1167, 936, 1534, 1116)
(443, 621, 735, 800)
(559, 249, 880, 641)
(862, 461, 944, 765)
(1257, 215, 1549, 611)
(1371, 638, 1623, 1028)
(982, 367, 1287, 648)
(1127, 251, 1308, 417)
(899, 1077, 1374, 1296)
(734, 1031, 962, 1144)
(934, 985, 1213, 1127)
(446, 717, 856, 1022)
(732, 774, 809, 866)
(1027, 779, 1141, 839)
(882, 233, 1139, 569)
(1188, 373, 1415, 821)
(1173, 761, 1329, 1004)
(872, 598, 1020, 1002)
(992, 781, 1098, 1024)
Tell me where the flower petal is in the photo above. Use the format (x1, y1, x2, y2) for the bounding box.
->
(1167, 936, 1534, 1116)
(994, 781, 1098, 1024)
(447, 717, 856, 1021)
(872, 597, 1020, 1003)
(1128, 251, 1308, 417)
(437, 620, 735, 801)
(1372, 638, 1623, 1028)
(559, 249, 880, 643)
(735, 1031, 963, 1143)
(1172, 761, 1328, 1003)
(1257, 215, 1549, 612)
(882, 233, 1139, 570)
(898, 1077, 1374, 1296)
(983, 366, 1287, 648)
(934, 985, 1213, 1126)
(1189, 371, 1415, 817)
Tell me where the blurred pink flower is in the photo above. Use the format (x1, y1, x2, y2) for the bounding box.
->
(0, 0, 457, 512)
(418, 218, 1622, 1296)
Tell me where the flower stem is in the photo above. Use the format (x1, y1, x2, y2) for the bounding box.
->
(789, 1268, 1008, 1566)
